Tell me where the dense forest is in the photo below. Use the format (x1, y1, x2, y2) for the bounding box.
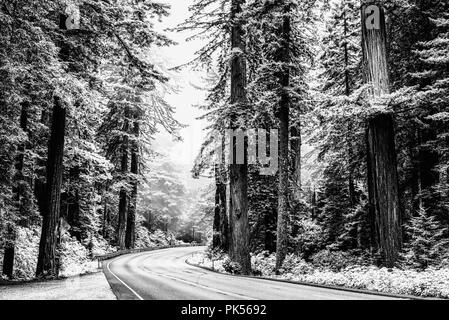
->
(0, 0, 212, 279)
(189, 0, 449, 275)
(0, 0, 448, 284)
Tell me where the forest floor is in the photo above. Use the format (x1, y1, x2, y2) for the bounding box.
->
(187, 252, 449, 299)
(0, 271, 116, 300)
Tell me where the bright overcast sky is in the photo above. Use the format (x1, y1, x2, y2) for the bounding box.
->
(151, 0, 209, 180)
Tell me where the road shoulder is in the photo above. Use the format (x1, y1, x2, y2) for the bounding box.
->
(0, 271, 116, 300)
(102, 256, 143, 300)
(184, 259, 425, 300)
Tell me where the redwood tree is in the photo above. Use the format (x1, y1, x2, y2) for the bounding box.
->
(275, 4, 292, 272)
(125, 115, 139, 249)
(36, 97, 67, 277)
(228, 0, 251, 275)
(362, 0, 402, 267)
(117, 106, 130, 250)
(213, 164, 229, 251)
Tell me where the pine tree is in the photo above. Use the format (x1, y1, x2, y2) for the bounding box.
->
(273, 2, 292, 272)
(179, 0, 252, 274)
(403, 206, 449, 269)
(93, 1, 177, 251)
(227, 0, 251, 274)
(244, 0, 318, 270)
(0, 0, 62, 278)
(409, 2, 449, 222)
(362, 0, 402, 267)
(309, 0, 367, 253)
(387, 0, 447, 219)
(320, 0, 361, 96)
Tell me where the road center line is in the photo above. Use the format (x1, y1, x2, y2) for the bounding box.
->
(143, 268, 257, 300)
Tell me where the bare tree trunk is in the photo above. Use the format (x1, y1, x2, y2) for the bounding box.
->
(291, 124, 301, 201)
(275, 9, 291, 272)
(125, 162, 136, 249)
(125, 120, 139, 249)
(117, 108, 130, 250)
(362, 1, 402, 267)
(228, 0, 251, 274)
(408, 128, 421, 217)
(36, 97, 66, 277)
(311, 189, 317, 219)
(213, 164, 229, 251)
(103, 200, 108, 238)
(2, 227, 15, 278)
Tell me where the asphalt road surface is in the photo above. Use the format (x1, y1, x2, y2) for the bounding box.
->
(103, 246, 400, 300)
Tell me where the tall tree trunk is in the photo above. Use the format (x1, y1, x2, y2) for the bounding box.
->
(125, 120, 139, 249)
(409, 128, 421, 216)
(102, 182, 112, 238)
(36, 97, 67, 277)
(2, 228, 15, 278)
(311, 189, 317, 219)
(275, 9, 291, 272)
(228, 0, 251, 274)
(117, 107, 130, 250)
(343, 10, 357, 207)
(264, 207, 277, 252)
(3, 102, 29, 278)
(213, 164, 228, 251)
(362, 1, 402, 267)
(417, 128, 440, 210)
(34, 108, 49, 216)
(291, 124, 301, 201)
(117, 146, 129, 250)
(103, 201, 108, 238)
(61, 166, 80, 240)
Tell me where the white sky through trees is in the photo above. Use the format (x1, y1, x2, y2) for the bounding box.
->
(152, 0, 209, 186)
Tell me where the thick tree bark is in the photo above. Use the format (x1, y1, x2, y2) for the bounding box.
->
(117, 141, 129, 250)
(275, 10, 291, 272)
(117, 107, 130, 250)
(125, 120, 139, 249)
(102, 200, 109, 238)
(213, 164, 229, 251)
(36, 97, 66, 277)
(311, 189, 317, 219)
(291, 124, 301, 201)
(3, 102, 29, 278)
(228, 0, 251, 274)
(362, 1, 402, 267)
(125, 157, 136, 249)
(366, 114, 402, 265)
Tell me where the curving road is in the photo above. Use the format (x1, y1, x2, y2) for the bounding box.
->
(103, 246, 400, 300)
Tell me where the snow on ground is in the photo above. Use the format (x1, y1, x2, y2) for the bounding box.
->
(187, 251, 449, 299)
(0, 271, 116, 300)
